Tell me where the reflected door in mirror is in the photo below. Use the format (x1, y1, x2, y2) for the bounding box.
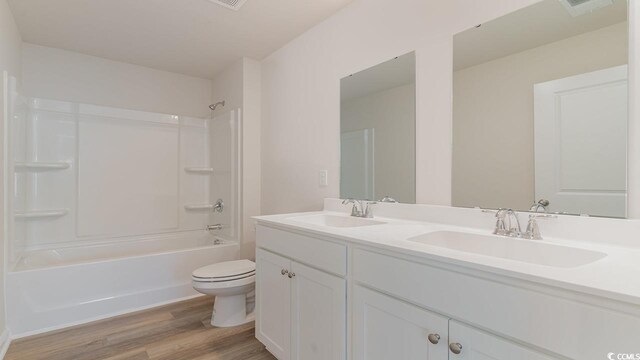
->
(340, 129, 375, 200)
(534, 66, 627, 217)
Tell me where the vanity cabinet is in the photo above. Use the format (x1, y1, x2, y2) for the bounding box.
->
(256, 222, 640, 360)
(256, 226, 347, 360)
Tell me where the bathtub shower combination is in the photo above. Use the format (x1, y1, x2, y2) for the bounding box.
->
(3, 76, 243, 336)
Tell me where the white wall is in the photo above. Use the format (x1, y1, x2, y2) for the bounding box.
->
(0, 1, 21, 80)
(341, 83, 415, 203)
(260, 0, 543, 215)
(211, 60, 244, 114)
(0, 0, 21, 345)
(452, 22, 628, 211)
(211, 58, 261, 259)
(22, 44, 213, 118)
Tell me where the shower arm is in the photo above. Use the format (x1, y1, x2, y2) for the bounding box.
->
(209, 101, 225, 111)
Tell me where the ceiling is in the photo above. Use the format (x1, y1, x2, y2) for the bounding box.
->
(454, 0, 627, 71)
(8, 0, 354, 79)
(341, 52, 416, 101)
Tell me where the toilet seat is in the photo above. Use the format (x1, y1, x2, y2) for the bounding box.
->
(192, 259, 256, 283)
(193, 274, 256, 290)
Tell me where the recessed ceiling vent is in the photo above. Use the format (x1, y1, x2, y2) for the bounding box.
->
(208, 0, 248, 11)
(559, 0, 614, 17)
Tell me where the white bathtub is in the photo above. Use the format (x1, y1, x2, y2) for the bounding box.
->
(7, 234, 240, 337)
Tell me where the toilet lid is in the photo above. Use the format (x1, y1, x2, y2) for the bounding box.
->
(193, 259, 256, 279)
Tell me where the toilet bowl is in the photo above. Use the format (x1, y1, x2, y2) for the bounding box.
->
(192, 259, 256, 327)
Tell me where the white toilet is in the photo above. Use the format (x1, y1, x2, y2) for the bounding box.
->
(192, 259, 256, 327)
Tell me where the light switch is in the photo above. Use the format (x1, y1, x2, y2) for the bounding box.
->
(319, 170, 328, 187)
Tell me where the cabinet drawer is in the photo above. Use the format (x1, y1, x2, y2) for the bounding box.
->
(353, 248, 640, 360)
(256, 225, 347, 277)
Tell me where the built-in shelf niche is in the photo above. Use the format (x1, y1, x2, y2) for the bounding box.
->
(15, 162, 71, 171)
(15, 209, 69, 220)
(184, 204, 214, 211)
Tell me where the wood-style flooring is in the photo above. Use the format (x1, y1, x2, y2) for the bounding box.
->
(5, 296, 276, 360)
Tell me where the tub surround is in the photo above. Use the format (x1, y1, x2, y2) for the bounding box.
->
(7, 97, 237, 259)
(255, 198, 640, 360)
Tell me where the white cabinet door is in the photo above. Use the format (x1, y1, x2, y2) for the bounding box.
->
(256, 249, 291, 360)
(291, 261, 346, 360)
(448, 321, 557, 360)
(353, 285, 449, 360)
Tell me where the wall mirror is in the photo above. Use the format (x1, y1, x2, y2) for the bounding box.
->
(452, 0, 628, 218)
(340, 52, 416, 203)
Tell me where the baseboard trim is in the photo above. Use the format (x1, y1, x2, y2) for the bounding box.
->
(0, 329, 11, 359)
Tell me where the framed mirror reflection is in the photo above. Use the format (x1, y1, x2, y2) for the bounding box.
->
(452, 0, 628, 218)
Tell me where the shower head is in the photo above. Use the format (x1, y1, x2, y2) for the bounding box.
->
(209, 101, 225, 111)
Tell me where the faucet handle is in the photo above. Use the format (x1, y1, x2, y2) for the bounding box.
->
(362, 201, 376, 218)
(523, 214, 557, 240)
(524, 216, 541, 240)
(494, 212, 508, 236)
(485, 208, 509, 235)
(350, 204, 360, 217)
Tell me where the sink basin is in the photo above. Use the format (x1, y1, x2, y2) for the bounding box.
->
(289, 214, 386, 228)
(408, 231, 606, 268)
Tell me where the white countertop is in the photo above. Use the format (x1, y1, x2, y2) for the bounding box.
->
(255, 210, 640, 307)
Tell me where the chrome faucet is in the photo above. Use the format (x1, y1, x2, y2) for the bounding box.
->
(342, 199, 376, 218)
(484, 209, 556, 240)
(490, 208, 520, 236)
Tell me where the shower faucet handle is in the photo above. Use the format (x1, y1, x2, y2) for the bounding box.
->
(213, 199, 224, 213)
(206, 224, 223, 231)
